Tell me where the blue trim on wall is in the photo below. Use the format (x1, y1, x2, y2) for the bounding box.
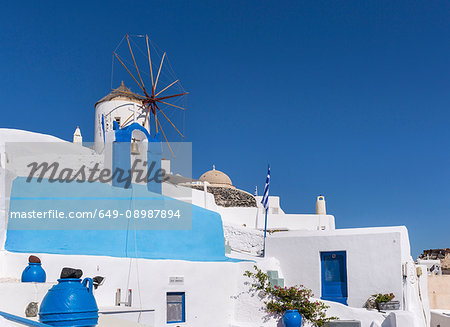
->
(101, 114, 106, 143)
(114, 122, 157, 143)
(112, 122, 162, 193)
(5, 177, 238, 262)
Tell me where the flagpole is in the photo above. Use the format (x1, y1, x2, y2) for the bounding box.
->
(261, 164, 270, 257)
(263, 207, 268, 257)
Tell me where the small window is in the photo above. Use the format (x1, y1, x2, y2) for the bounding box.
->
(167, 292, 185, 324)
(114, 117, 121, 125)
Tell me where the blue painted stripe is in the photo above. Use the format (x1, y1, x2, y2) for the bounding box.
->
(0, 311, 50, 326)
(6, 177, 244, 262)
(11, 197, 182, 200)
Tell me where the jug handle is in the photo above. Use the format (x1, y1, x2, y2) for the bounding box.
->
(82, 278, 94, 294)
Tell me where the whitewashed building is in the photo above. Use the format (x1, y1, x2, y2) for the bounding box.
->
(0, 86, 433, 327)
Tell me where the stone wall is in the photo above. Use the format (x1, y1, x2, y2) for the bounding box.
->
(419, 248, 450, 274)
(191, 186, 257, 207)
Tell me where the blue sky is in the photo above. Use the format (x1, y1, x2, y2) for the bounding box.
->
(1, 1, 449, 257)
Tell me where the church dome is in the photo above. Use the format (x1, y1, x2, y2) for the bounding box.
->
(199, 167, 234, 188)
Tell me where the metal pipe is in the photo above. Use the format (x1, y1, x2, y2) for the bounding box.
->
(115, 288, 121, 306)
(126, 289, 132, 307)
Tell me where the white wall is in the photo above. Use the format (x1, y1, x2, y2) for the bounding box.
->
(0, 251, 243, 327)
(164, 188, 336, 233)
(188, 187, 218, 211)
(218, 206, 335, 231)
(254, 196, 285, 214)
(266, 226, 410, 308)
(430, 310, 450, 327)
(223, 223, 263, 255)
(0, 129, 83, 251)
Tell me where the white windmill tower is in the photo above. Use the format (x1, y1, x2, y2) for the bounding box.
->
(94, 34, 187, 156)
(94, 81, 148, 152)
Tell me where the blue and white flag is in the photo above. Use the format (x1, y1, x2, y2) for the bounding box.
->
(261, 165, 270, 210)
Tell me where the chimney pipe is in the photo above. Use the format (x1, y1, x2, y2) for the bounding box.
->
(315, 195, 326, 215)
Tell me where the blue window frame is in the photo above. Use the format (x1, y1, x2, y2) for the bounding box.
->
(166, 292, 185, 323)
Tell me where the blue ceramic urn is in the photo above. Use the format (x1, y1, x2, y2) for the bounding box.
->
(21, 262, 46, 283)
(39, 278, 99, 326)
(282, 309, 302, 327)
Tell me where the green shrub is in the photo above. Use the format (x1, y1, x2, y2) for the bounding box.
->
(244, 265, 337, 327)
(372, 293, 395, 303)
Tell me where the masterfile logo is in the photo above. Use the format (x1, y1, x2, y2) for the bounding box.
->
(4, 141, 193, 230)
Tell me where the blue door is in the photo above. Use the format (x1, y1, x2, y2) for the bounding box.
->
(320, 251, 348, 305)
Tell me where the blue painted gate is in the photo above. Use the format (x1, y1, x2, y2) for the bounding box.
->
(320, 251, 348, 305)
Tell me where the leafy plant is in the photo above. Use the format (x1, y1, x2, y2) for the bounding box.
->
(244, 265, 337, 327)
(372, 293, 395, 303)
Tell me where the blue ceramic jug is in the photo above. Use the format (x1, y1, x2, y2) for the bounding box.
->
(282, 310, 302, 327)
(39, 278, 98, 326)
(21, 262, 46, 283)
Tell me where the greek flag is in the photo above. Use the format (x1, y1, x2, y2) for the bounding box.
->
(261, 166, 270, 210)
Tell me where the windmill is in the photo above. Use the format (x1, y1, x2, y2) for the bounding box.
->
(111, 34, 187, 157)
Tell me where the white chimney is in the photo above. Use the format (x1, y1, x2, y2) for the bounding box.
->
(73, 126, 82, 144)
(315, 195, 326, 215)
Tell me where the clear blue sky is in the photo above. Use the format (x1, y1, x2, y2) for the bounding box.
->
(1, 1, 449, 257)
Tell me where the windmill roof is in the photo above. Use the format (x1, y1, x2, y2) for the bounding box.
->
(95, 81, 143, 107)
